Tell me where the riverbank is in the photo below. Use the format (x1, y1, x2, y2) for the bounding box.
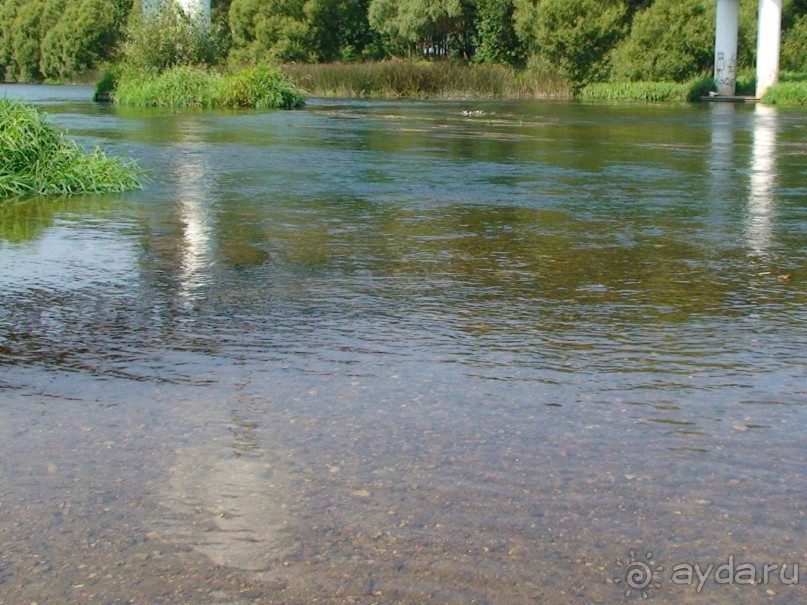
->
(281, 61, 807, 105)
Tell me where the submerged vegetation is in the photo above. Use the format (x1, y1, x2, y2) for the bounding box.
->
(0, 99, 142, 198)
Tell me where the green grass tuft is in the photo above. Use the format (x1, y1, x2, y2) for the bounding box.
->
(762, 80, 807, 106)
(579, 76, 715, 102)
(111, 65, 306, 109)
(0, 99, 142, 199)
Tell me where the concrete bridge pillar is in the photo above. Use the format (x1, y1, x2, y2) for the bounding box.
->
(714, 0, 739, 96)
(756, 0, 782, 99)
(142, 0, 210, 25)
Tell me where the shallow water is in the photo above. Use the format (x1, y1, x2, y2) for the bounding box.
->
(1, 84, 806, 604)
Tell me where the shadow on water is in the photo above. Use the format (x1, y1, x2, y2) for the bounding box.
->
(0, 86, 806, 604)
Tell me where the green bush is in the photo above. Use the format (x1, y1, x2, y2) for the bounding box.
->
(523, 0, 628, 89)
(781, 14, 807, 72)
(0, 99, 142, 198)
(112, 64, 306, 108)
(609, 0, 714, 82)
(228, 0, 312, 64)
(39, 0, 126, 81)
(121, 0, 226, 73)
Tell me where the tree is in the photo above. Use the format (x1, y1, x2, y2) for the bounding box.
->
(520, 0, 627, 88)
(781, 13, 807, 71)
(609, 0, 714, 82)
(228, 0, 311, 63)
(368, 0, 476, 58)
(304, 0, 377, 61)
(40, 0, 127, 80)
(473, 0, 526, 66)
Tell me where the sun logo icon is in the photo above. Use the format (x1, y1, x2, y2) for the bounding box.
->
(615, 550, 663, 599)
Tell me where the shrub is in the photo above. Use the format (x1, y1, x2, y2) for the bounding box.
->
(525, 0, 628, 89)
(610, 0, 714, 82)
(781, 14, 807, 72)
(0, 99, 142, 198)
(121, 0, 226, 73)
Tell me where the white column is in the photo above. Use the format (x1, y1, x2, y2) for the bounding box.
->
(143, 0, 211, 25)
(177, 0, 211, 24)
(756, 0, 782, 99)
(714, 0, 739, 96)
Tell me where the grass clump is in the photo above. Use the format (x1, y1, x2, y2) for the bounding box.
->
(579, 76, 715, 102)
(0, 99, 142, 199)
(762, 80, 807, 106)
(109, 65, 306, 109)
(282, 60, 570, 99)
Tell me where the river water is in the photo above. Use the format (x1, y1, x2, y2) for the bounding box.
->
(0, 84, 805, 604)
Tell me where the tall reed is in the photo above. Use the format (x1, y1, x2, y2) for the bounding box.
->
(282, 61, 571, 99)
(0, 99, 142, 198)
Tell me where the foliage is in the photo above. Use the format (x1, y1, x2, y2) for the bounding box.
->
(121, 0, 226, 72)
(781, 14, 807, 72)
(112, 64, 306, 108)
(228, 0, 312, 63)
(368, 0, 476, 58)
(1, 0, 805, 96)
(525, 0, 628, 89)
(610, 0, 760, 83)
(473, 0, 526, 67)
(40, 0, 128, 80)
(609, 0, 714, 82)
(761, 79, 807, 105)
(304, 0, 378, 61)
(282, 59, 569, 98)
(0, 0, 129, 82)
(0, 99, 142, 198)
(218, 65, 308, 108)
(580, 76, 714, 102)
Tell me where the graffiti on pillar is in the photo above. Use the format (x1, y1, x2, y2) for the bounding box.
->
(715, 52, 737, 87)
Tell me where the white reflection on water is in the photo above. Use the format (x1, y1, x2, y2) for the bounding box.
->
(746, 105, 778, 258)
(175, 120, 215, 302)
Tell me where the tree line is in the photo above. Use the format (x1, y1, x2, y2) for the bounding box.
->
(1, 0, 805, 86)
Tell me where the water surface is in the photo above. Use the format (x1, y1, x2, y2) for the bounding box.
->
(1, 84, 806, 604)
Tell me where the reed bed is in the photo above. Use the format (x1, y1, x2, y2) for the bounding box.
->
(110, 65, 306, 109)
(282, 61, 571, 99)
(0, 99, 142, 199)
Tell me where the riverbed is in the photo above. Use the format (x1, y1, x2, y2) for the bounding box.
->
(1, 85, 805, 604)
